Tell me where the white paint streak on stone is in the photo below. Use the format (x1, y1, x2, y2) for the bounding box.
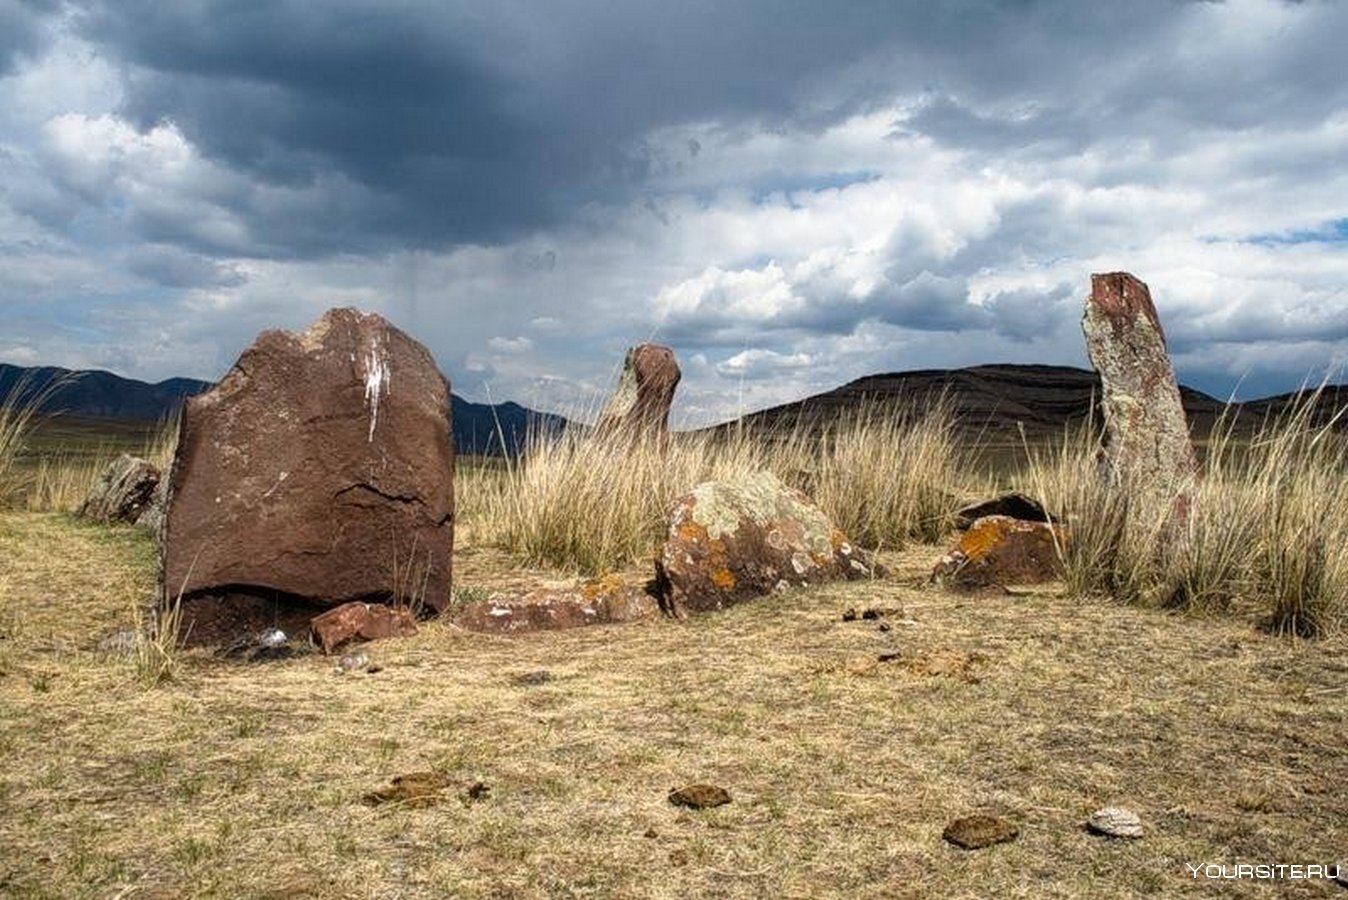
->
(363, 341, 390, 443)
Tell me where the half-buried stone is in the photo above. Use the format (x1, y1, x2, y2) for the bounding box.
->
(160, 307, 454, 647)
(654, 470, 873, 617)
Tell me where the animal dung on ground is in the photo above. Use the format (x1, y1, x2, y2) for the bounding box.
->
(668, 784, 732, 809)
(942, 814, 1019, 849)
(1086, 806, 1145, 839)
(362, 772, 453, 809)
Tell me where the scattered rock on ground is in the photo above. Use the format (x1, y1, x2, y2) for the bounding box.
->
(311, 601, 418, 654)
(1083, 271, 1198, 529)
(95, 626, 142, 656)
(512, 670, 553, 686)
(161, 307, 455, 647)
(668, 784, 732, 809)
(943, 814, 1019, 849)
(931, 515, 1066, 589)
(596, 343, 681, 440)
(218, 629, 308, 663)
(1086, 807, 1145, 839)
(335, 651, 371, 673)
(954, 492, 1052, 530)
(656, 471, 874, 616)
(450, 574, 658, 634)
(362, 772, 453, 808)
(79, 454, 160, 525)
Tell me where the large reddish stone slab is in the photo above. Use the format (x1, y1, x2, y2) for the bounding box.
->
(450, 574, 659, 633)
(596, 343, 680, 438)
(162, 308, 454, 643)
(931, 515, 1067, 589)
(311, 601, 418, 653)
(1083, 272, 1198, 524)
(655, 471, 873, 616)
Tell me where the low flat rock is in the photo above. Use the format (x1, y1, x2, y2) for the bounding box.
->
(656, 471, 873, 616)
(450, 575, 659, 633)
(310, 601, 418, 654)
(1086, 806, 1145, 839)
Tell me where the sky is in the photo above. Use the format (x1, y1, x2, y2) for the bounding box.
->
(1, 0, 1346, 426)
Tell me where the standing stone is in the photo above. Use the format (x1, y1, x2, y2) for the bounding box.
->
(596, 343, 680, 439)
(1082, 272, 1198, 525)
(162, 308, 454, 645)
(79, 454, 160, 524)
(655, 471, 873, 616)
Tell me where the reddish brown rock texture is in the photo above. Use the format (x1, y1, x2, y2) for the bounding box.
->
(310, 601, 419, 654)
(655, 471, 873, 616)
(161, 308, 454, 643)
(450, 574, 659, 634)
(931, 515, 1067, 589)
(1082, 272, 1198, 524)
(596, 343, 680, 438)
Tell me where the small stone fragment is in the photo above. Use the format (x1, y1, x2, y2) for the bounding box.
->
(464, 781, 491, 803)
(668, 784, 732, 809)
(943, 814, 1019, 849)
(96, 627, 141, 656)
(513, 670, 553, 686)
(1086, 806, 1145, 839)
(841, 608, 859, 622)
(336, 651, 370, 674)
(877, 651, 902, 663)
(311, 601, 418, 654)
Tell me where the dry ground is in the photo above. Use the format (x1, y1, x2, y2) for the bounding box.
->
(1, 512, 1345, 899)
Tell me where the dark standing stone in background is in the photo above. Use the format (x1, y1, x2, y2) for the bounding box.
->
(596, 343, 681, 439)
(161, 308, 454, 645)
(79, 454, 160, 525)
(953, 492, 1051, 531)
(1082, 272, 1198, 527)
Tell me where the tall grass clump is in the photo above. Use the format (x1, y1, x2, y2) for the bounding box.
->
(1024, 388, 1348, 637)
(0, 374, 69, 506)
(468, 399, 975, 575)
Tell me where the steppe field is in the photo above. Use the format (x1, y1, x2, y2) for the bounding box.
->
(1, 403, 1345, 899)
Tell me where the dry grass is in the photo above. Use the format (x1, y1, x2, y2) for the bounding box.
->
(1, 513, 1345, 898)
(1021, 392, 1348, 637)
(466, 400, 979, 575)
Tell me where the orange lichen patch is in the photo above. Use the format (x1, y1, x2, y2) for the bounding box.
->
(677, 520, 707, 544)
(711, 568, 736, 590)
(580, 572, 628, 601)
(932, 515, 1067, 588)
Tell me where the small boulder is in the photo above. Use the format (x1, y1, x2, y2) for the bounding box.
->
(1086, 806, 1145, 839)
(310, 601, 418, 654)
(932, 515, 1066, 589)
(668, 784, 731, 809)
(79, 454, 160, 524)
(655, 471, 873, 616)
(943, 814, 1019, 850)
(954, 492, 1051, 531)
(450, 574, 659, 634)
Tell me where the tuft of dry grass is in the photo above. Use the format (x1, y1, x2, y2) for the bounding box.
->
(465, 401, 978, 575)
(1022, 389, 1348, 637)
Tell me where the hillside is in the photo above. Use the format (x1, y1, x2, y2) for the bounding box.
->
(0, 363, 565, 456)
(716, 363, 1340, 440)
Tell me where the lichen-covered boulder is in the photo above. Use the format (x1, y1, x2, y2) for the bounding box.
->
(1083, 272, 1198, 527)
(595, 343, 680, 439)
(162, 307, 454, 646)
(931, 515, 1066, 589)
(450, 574, 659, 633)
(655, 471, 873, 616)
(79, 454, 160, 524)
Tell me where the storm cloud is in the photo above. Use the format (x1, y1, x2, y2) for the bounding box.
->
(2, 0, 1347, 424)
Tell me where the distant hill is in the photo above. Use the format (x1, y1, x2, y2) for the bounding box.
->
(0, 364, 565, 456)
(713, 363, 1346, 440)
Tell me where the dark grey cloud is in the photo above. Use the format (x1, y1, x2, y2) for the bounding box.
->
(0, 0, 56, 75)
